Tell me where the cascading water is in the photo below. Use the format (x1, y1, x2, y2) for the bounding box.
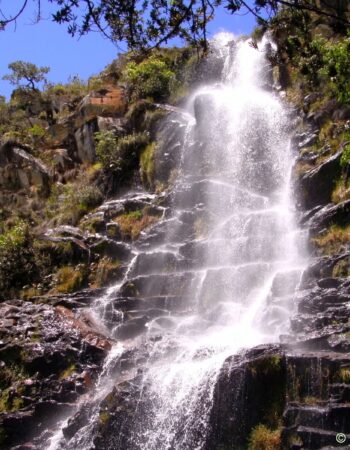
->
(48, 33, 307, 450)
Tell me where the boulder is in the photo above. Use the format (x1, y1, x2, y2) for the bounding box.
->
(47, 87, 126, 156)
(37, 234, 91, 264)
(297, 151, 342, 210)
(51, 148, 74, 172)
(307, 99, 339, 127)
(308, 200, 350, 234)
(97, 116, 125, 135)
(0, 142, 51, 195)
(207, 345, 286, 449)
(74, 121, 97, 163)
(76, 87, 127, 129)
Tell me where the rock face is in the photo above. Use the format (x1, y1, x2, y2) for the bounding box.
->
(297, 151, 342, 210)
(74, 121, 98, 163)
(0, 298, 111, 448)
(47, 86, 127, 163)
(0, 143, 51, 195)
(207, 345, 287, 449)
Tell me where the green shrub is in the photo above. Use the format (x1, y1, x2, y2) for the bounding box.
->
(340, 144, 350, 167)
(46, 183, 103, 225)
(337, 368, 350, 383)
(53, 265, 87, 293)
(318, 37, 350, 103)
(95, 130, 149, 171)
(90, 257, 121, 288)
(88, 75, 105, 91)
(115, 208, 160, 240)
(44, 76, 88, 103)
(288, 34, 350, 103)
(123, 56, 174, 101)
(94, 130, 119, 168)
(140, 142, 156, 189)
(75, 185, 103, 210)
(248, 424, 281, 450)
(0, 221, 38, 298)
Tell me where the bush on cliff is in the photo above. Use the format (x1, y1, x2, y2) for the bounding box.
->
(318, 35, 350, 103)
(123, 55, 174, 101)
(248, 424, 281, 450)
(0, 222, 39, 299)
(95, 130, 149, 180)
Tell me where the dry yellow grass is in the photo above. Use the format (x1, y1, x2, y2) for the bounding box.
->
(313, 225, 350, 255)
(248, 425, 281, 450)
(115, 210, 160, 240)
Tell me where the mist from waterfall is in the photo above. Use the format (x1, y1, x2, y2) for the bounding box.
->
(48, 33, 307, 450)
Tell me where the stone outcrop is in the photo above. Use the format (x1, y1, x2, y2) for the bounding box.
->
(297, 151, 342, 210)
(0, 142, 51, 195)
(48, 86, 127, 163)
(0, 298, 111, 448)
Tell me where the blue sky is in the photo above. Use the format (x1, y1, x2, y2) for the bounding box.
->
(0, 2, 256, 99)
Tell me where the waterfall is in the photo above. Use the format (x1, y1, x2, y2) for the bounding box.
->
(48, 33, 307, 450)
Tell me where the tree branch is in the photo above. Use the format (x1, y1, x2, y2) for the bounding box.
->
(276, 0, 350, 26)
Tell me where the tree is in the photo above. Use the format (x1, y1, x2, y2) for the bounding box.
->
(3, 61, 50, 91)
(0, 1, 349, 51)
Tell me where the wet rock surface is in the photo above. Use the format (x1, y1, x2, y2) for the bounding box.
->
(0, 298, 111, 449)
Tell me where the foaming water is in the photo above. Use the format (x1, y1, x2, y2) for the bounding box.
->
(123, 35, 307, 449)
(48, 34, 307, 450)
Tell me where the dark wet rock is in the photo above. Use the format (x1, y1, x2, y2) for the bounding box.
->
(296, 427, 350, 449)
(34, 288, 105, 309)
(206, 347, 350, 449)
(92, 379, 142, 450)
(308, 200, 350, 234)
(333, 104, 350, 121)
(206, 344, 286, 449)
(63, 405, 91, 440)
(119, 272, 195, 298)
(114, 316, 149, 339)
(293, 131, 318, 150)
(317, 278, 343, 289)
(289, 275, 350, 352)
(37, 234, 91, 263)
(307, 99, 339, 127)
(152, 112, 188, 186)
(297, 151, 342, 210)
(0, 300, 110, 448)
(302, 254, 350, 284)
(129, 251, 181, 277)
(90, 238, 131, 262)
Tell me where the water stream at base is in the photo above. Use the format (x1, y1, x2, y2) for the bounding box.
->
(48, 33, 308, 450)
